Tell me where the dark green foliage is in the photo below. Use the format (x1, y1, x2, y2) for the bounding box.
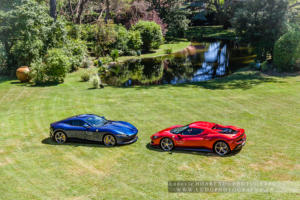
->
(64, 39, 87, 71)
(164, 4, 190, 37)
(30, 48, 70, 84)
(164, 48, 173, 54)
(132, 21, 163, 51)
(127, 30, 143, 51)
(94, 20, 117, 56)
(0, 0, 54, 71)
(274, 30, 300, 71)
(114, 25, 130, 55)
(110, 50, 119, 61)
(232, 0, 289, 61)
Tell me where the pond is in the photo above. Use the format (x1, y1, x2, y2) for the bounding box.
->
(101, 40, 255, 86)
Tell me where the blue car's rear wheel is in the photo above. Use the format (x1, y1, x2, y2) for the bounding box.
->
(103, 134, 116, 147)
(54, 131, 67, 144)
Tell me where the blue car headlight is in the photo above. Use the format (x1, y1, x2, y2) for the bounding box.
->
(117, 133, 128, 137)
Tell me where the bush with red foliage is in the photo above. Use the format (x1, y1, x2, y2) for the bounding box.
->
(114, 0, 167, 34)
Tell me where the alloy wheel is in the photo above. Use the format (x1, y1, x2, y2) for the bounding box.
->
(103, 135, 116, 146)
(55, 132, 67, 144)
(214, 141, 230, 156)
(160, 138, 174, 151)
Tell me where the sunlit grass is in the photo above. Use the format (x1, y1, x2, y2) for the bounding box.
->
(103, 39, 191, 63)
(0, 68, 299, 199)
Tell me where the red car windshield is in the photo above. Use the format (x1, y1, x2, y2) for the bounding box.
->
(170, 125, 189, 134)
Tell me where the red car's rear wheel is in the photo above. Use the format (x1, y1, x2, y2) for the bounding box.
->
(214, 141, 230, 156)
(160, 138, 174, 151)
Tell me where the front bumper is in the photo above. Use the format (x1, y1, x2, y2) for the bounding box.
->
(116, 135, 138, 145)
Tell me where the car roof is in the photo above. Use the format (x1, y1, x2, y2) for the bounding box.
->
(64, 114, 102, 121)
(189, 121, 216, 129)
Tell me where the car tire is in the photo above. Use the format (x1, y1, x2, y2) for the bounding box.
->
(160, 137, 174, 151)
(214, 141, 230, 156)
(103, 134, 117, 147)
(54, 131, 67, 144)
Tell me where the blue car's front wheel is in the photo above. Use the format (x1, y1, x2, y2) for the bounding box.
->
(103, 134, 116, 147)
(54, 131, 67, 144)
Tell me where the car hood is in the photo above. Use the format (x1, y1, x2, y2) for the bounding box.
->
(100, 121, 138, 135)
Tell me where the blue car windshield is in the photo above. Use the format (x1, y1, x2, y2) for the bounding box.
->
(86, 116, 108, 127)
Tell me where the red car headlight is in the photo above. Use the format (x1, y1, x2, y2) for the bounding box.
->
(152, 135, 160, 139)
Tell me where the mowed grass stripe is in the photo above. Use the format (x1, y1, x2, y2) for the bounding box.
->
(0, 68, 299, 199)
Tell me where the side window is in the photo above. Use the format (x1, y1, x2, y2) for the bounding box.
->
(72, 120, 85, 126)
(65, 120, 73, 125)
(181, 128, 204, 135)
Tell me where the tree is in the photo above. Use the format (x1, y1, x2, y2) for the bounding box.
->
(50, 0, 57, 20)
(0, 0, 54, 70)
(232, 0, 289, 61)
(132, 20, 163, 51)
(147, 0, 190, 37)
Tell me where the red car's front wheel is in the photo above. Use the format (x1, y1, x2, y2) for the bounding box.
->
(160, 138, 174, 151)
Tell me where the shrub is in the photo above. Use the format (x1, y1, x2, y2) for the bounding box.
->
(64, 39, 87, 71)
(43, 48, 70, 83)
(110, 49, 119, 61)
(114, 0, 167, 33)
(29, 59, 47, 84)
(132, 21, 163, 51)
(91, 74, 100, 89)
(81, 70, 91, 82)
(274, 30, 300, 71)
(94, 20, 117, 56)
(82, 57, 93, 68)
(114, 25, 129, 54)
(127, 30, 143, 51)
(164, 48, 173, 54)
(30, 48, 70, 84)
(67, 24, 81, 39)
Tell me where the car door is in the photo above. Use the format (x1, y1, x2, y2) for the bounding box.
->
(85, 126, 102, 142)
(70, 120, 87, 140)
(177, 128, 205, 147)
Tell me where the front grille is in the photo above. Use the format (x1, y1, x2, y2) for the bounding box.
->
(123, 134, 137, 142)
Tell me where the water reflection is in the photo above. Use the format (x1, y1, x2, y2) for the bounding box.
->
(102, 41, 255, 86)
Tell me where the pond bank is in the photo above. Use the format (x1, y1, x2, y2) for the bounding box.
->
(100, 39, 191, 63)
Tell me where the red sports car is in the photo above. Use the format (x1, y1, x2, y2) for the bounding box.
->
(150, 121, 246, 156)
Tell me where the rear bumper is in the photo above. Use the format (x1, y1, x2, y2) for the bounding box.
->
(233, 140, 246, 150)
(232, 134, 247, 150)
(50, 127, 54, 138)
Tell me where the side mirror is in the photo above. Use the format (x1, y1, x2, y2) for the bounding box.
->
(83, 123, 90, 129)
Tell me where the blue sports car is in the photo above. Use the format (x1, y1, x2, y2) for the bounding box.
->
(50, 114, 138, 146)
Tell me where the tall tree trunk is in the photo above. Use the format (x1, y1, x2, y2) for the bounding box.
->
(105, 0, 110, 23)
(50, 0, 57, 21)
(75, 0, 89, 24)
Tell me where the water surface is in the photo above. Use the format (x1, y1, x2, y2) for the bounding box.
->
(102, 41, 255, 86)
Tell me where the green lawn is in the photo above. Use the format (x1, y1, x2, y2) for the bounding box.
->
(185, 26, 237, 41)
(101, 39, 191, 63)
(0, 68, 299, 199)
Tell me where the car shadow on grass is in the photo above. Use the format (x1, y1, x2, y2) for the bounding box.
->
(145, 143, 241, 157)
(42, 137, 133, 148)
